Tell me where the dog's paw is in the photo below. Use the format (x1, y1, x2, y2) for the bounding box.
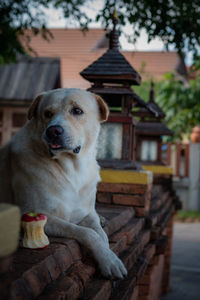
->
(99, 249, 127, 279)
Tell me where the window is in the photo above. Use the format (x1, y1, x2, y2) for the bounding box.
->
(97, 123, 123, 159)
(141, 140, 158, 161)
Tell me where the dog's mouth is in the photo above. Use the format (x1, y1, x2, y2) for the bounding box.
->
(48, 142, 81, 155)
(49, 143, 63, 150)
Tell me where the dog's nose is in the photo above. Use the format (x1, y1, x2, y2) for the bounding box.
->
(46, 126, 64, 139)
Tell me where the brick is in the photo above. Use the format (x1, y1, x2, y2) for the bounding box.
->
(99, 206, 135, 236)
(120, 243, 139, 271)
(137, 231, 151, 253)
(110, 273, 137, 300)
(53, 245, 74, 273)
(96, 192, 112, 204)
(0, 255, 12, 274)
(113, 194, 147, 206)
(155, 236, 168, 255)
(98, 182, 151, 195)
(81, 279, 112, 300)
(134, 199, 150, 217)
(38, 262, 95, 300)
(151, 226, 161, 241)
(130, 285, 139, 300)
(0, 203, 20, 257)
(110, 237, 127, 256)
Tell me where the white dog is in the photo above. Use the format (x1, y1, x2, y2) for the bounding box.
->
(0, 88, 127, 279)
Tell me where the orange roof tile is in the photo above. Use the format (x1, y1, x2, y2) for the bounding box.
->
(26, 28, 179, 88)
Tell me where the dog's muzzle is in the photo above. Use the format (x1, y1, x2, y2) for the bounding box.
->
(44, 125, 81, 155)
(45, 125, 65, 150)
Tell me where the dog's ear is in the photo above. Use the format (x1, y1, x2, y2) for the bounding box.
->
(27, 93, 44, 120)
(94, 94, 109, 123)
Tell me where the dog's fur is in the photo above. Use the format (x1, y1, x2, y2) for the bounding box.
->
(0, 88, 127, 279)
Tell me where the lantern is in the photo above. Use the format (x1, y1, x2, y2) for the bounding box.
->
(80, 13, 154, 169)
(134, 82, 173, 164)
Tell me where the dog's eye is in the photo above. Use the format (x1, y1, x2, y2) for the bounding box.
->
(44, 110, 53, 119)
(70, 107, 84, 116)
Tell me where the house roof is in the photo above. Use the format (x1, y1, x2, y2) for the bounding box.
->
(0, 57, 60, 103)
(24, 28, 179, 89)
(133, 82, 165, 119)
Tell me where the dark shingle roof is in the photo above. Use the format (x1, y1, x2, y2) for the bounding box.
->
(0, 57, 60, 103)
(136, 121, 173, 136)
(80, 49, 141, 85)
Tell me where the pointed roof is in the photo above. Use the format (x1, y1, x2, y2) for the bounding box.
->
(80, 13, 141, 85)
(80, 49, 141, 84)
(133, 81, 165, 119)
(135, 82, 173, 136)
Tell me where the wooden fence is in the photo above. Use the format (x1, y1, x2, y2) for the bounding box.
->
(162, 142, 190, 178)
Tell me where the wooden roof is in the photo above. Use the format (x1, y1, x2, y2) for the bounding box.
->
(80, 16, 141, 85)
(136, 121, 173, 136)
(80, 49, 141, 85)
(0, 57, 60, 104)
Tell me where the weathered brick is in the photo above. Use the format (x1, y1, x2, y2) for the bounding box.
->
(0, 255, 13, 274)
(113, 194, 147, 206)
(96, 192, 112, 204)
(110, 237, 127, 256)
(137, 231, 151, 253)
(110, 273, 137, 300)
(99, 206, 135, 236)
(81, 279, 112, 300)
(98, 182, 151, 195)
(53, 246, 74, 273)
(120, 243, 139, 271)
(130, 285, 139, 300)
(134, 199, 150, 217)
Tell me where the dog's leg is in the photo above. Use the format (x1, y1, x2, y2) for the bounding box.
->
(78, 211, 109, 245)
(44, 214, 127, 279)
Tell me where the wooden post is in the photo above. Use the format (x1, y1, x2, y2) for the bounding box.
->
(175, 143, 181, 177)
(166, 142, 171, 166)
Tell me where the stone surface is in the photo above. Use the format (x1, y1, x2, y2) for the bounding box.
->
(161, 223, 200, 300)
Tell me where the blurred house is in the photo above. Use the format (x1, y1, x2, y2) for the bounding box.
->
(0, 57, 60, 145)
(0, 28, 179, 146)
(26, 28, 179, 88)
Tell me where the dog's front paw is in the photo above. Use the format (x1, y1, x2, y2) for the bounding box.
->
(99, 249, 127, 279)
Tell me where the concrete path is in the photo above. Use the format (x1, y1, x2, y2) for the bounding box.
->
(162, 223, 200, 300)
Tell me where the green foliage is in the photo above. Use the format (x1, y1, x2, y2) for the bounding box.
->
(1, 0, 200, 64)
(156, 73, 200, 140)
(175, 210, 200, 222)
(97, 0, 200, 58)
(133, 73, 200, 141)
(133, 80, 162, 103)
(0, 0, 90, 64)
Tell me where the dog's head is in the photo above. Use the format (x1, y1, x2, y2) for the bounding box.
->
(28, 88, 109, 157)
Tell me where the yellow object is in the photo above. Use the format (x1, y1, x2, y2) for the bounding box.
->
(113, 8, 118, 19)
(142, 165, 173, 175)
(100, 169, 152, 185)
(0, 203, 20, 257)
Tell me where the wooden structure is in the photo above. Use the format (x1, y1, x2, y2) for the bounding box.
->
(0, 57, 61, 145)
(134, 82, 173, 164)
(80, 13, 155, 168)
